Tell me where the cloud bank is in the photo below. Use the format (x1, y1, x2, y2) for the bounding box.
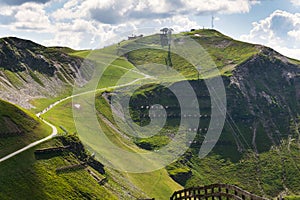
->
(0, 0, 299, 61)
(241, 10, 300, 60)
(290, 0, 300, 6)
(0, 0, 51, 5)
(0, 0, 257, 49)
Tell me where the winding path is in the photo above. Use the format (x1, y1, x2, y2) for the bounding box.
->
(0, 119, 57, 163)
(0, 74, 152, 163)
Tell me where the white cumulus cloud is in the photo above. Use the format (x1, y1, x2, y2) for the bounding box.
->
(289, 0, 300, 6)
(0, 0, 259, 49)
(241, 10, 300, 60)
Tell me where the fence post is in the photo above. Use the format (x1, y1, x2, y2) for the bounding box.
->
(218, 186, 222, 200)
(169, 184, 268, 200)
(205, 188, 209, 200)
(197, 188, 201, 196)
(226, 188, 229, 200)
(187, 190, 191, 200)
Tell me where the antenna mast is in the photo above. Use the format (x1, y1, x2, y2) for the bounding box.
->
(211, 15, 214, 29)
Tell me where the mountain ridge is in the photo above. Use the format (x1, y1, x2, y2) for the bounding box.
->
(0, 29, 299, 199)
(0, 36, 94, 108)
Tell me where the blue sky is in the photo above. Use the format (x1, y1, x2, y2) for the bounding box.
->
(0, 0, 299, 59)
(216, 0, 299, 37)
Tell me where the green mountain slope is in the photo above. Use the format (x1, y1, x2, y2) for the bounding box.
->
(118, 30, 300, 198)
(0, 99, 51, 157)
(0, 29, 299, 199)
(41, 29, 299, 198)
(121, 29, 259, 78)
(0, 131, 179, 200)
(40, 96, 183, 199)
(0, 137, 118, 200)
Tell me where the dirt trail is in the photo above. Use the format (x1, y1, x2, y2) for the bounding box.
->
(0, 74, 151, 163)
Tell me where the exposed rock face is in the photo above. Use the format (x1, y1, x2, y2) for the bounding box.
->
(0, 37, 93, 108)
(228, 48, 300, 151)
(127, 47, 300, 157)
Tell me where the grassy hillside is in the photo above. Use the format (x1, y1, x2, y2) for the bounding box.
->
(41, 94, 182, 199)
(118, 30, 300, 198)
(70, 49, 149, 89)
(185, 29, 259, 69)
(0, 99, 51, 157)
(121, 29, 259, 79)
(30, 92, 72, 114)
(0, 137, 118, 200)
(41, 85, 300, 198)
(39, 29, 299, 199)
(2, 29, 298, 199)
(1, 134, 178, 199)
(69, 30, 258, 85)
(166, 142, 300, 197)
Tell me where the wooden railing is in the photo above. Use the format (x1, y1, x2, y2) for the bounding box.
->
(170, 184, 269, 200)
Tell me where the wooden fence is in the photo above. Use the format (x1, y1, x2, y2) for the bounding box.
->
(170, 184, 269, 200)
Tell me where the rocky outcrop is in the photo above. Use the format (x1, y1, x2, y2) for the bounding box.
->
(0, 37, 94, 108)
(229, 48, 300, 151)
